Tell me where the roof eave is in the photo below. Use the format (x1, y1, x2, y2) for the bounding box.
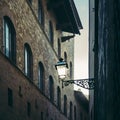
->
(47, 0, 83, 34)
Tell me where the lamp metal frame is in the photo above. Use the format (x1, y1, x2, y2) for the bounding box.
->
(55, 58, 94, 90)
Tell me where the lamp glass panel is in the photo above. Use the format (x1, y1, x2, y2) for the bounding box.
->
(57, 65, 67, 79)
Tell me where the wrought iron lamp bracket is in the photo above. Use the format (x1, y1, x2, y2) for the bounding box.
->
(62, 78, 94, 90)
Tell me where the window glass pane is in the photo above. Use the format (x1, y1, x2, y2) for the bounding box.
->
(49, 76, 54, 102)
(64, 52, 67, 62)
(5, 22, 9, 57)
(49, 21, 54, 46)
(27, 102, 31, 117)
(25, 47, 28, 75)
(24, 44, 33, 79)
(29, 0, 32, 5)
(57, 87, 61, 110)
(64, 95, 67, 116)
(38, 0, 44, 26)
(8, 88, 13, 107)
(4, 16, 16, 63)
(70, 102, 73, 120)
(38, 62, 44, 91)
(70, 62, 72, 78)
(38, 0, 42, 23)
(58, 39, 61, 58)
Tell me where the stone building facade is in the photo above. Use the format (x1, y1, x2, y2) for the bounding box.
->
(0, 0, 88, 120)
(92, 0, 120, 120)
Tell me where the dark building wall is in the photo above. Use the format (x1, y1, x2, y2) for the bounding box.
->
(94, 0, 120, 120)
(0, 52, 67, 120)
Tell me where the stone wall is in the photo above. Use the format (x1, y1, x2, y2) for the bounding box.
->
(0, 52, 67, 120)
(0, 0, 88, 120)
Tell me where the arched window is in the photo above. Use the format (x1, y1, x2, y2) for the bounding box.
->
(38, 62, 45, 92)
(38, 0, 44, 27)
(64, 52, 67, 62)
(74, 106, 76, 120)
(49, 21, 54, 47)
(70, 62, 72, 79)
(57, 86, 61, 110)
(69, 101, 73, 120)
(64, 95, 67, 116)
(24, 43, 33, 80)
(58, 39, 61, 58)
(3, 16, 16, 64)
(49, 76, 54, 102)
(28, 0, 32, 5)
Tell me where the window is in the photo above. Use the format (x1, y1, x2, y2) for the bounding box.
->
(8, 88, 13, 107)
(38, 62, 45, 92)
(64, 95, 67, 116)
(69, 101, 73, 120)
(27, 102, 31, 117)
(49, 76, 54, 102)
(80, 112, 83, 120)
(74, 106, 76, 120)
(24, 43, 33, 80)
(18, 86, 22, 97)
(49, 21, 54, 47)
(57, 86, 61, 110)
(3, 16, 16, 64)
(28, 0, 32, 5)
(58, 39, 61, 58)
(41, 112, 43, 120)
(70, 62, 72, 79)
(38, 0, 44, 27)
(64, 52, 67, 62)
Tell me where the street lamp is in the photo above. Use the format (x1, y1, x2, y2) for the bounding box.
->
(55, 58, 94, 90)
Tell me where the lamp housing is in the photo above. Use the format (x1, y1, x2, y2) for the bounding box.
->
(55, 58, 68, 79)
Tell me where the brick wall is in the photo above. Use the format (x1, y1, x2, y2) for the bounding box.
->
(0, 0, 88, 120)
(0, 52, 67, 120)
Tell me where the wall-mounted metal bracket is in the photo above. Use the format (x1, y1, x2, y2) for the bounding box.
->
(62, 78, 94, 90)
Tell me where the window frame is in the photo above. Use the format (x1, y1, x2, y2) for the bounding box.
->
(27, 102, 31, 117)
(3, 16, 16, 64)
(70, 62, 73, 79)
(64, 95, 67, 116)
(58, 38, 61, 58)
(38, 62, 45, 92)
(49, 21, 54, 47)
(8, 88, 13, 107)
(57, 86, 61, 110)
(49, 76, 54, 102)
(64, 52, 67, 62)
(24, 43, 33, 80)
(38, 0, 44, 27)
